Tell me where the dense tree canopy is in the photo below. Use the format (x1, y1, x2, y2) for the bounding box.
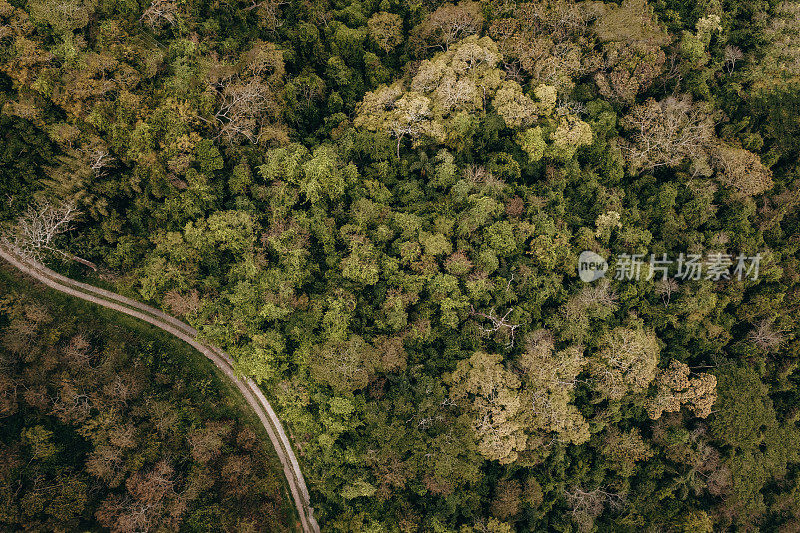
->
(1, 0, 800, 530)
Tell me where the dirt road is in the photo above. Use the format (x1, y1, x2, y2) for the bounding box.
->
(0, 245, 321, 533)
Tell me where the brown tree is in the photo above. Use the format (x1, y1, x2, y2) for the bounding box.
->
(711, 143, 773, 196)
(95, 461, 188, 533)
(490, 479, 522, 520)
(645, 360, 717, 420)
(0, 372, 18, 417)
(188, 421, 232, 464)
(54, 52, 140, 120)
(412, 1, 483, 51)
(163, 289, 202, 317)
(26, 0, 93, 34)
(86, 444, 127, 488)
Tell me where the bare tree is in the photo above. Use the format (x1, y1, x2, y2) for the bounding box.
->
(63, 333, 99, 372)
(573, 278, 618, 310)
(213, 78, 275, 144)
(96, 461, 187, 533)
(2, 199, 96, 270)
(471, 305, 520, 347)
(243, 0, 287, 30)
(556, 99, 588, 116)
(84, 146, 115, 177)
(724, 45, 743, 75)
(748, 320, 784, 352)
(207, 43, 285, 146)
(565, 487, 626, 532)
(660, 50, 683, 90)
(388, 118, 423, 158)
(463, 164, 489, 183)
(50, 379, 92, 423)
(503, 60, 524, 83)
(621, 95, 715, 175)
(140, 0, 179, 29)
(655, 277, 678, 306)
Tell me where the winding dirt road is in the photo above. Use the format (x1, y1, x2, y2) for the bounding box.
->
(0, 245, 320, 533)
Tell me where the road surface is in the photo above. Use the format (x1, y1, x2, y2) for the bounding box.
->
(0, 245, 321, 533)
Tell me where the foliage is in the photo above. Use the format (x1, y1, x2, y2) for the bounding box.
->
(1, 0, 799, 528)
(0, 280, 292, 531)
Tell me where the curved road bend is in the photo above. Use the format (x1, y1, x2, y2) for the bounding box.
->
(0, 246, 321, 533)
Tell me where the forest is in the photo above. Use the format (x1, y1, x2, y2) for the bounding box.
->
(0, 269, 295, 531)
(0, 0, 799, 530)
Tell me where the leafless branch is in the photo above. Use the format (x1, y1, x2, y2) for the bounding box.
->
(1, 199, 96, 270)
(471, 305, 520, 348)
(655, 277, 678, 307)
(140, 0, 179, 29)
(724, 45, 743, 75)
(748, 319, 784, 352)
(213, 78, 274, 144)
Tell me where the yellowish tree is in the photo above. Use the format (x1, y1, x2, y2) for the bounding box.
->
(711, 143, 774, 196)
(601, 428, 654, 476)
(488, 0, 598, 94)
(519, 330, 590, 445)
(311, 336, 375, 392)
(367, 12, 404, 53)
(449, 351, 528, 464)
(748, 2, 800, 91)
(646, 359, 717, 420)
(591, 326, 660, 401)
(355, 35, 592, 160)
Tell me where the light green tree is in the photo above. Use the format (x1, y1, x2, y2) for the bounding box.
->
(591, 326, 660, 400)
(449, 351, 528, 464)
